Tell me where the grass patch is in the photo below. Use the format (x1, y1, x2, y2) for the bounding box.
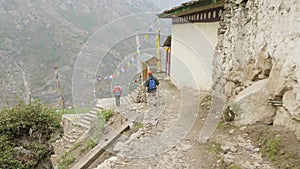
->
(217, 156, 242, 169)
(101, 109, 114, 121)
(70, 142, 82, 153)
(90, 109, 114, 141)
(261, 136, 283, 161)
(122, 122, 143, 136)
(217, 120, 225, 129)
(255, 128, 283, 161)
(64, 107, 91, 114)
(57, 153, 76, 169)
(209, 142, 223, 154)
(80, 139, 97, 154)
(248, 126, 300, 168)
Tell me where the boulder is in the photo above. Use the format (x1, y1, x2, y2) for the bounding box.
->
(229, 79, 276, 125)
(113, 142, 125, 153)
(283, 90, 300, 121)
(224, 81, 235, 98)
(273, 107, 300, 140)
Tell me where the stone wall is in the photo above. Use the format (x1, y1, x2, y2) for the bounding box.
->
(214, 0, 300, 139)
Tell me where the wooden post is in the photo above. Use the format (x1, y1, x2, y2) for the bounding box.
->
(54, 67, 65, 114)
(168, 48, 171, 76)
(156, 29, 161, 71)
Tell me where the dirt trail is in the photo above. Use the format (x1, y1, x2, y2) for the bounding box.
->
(93, 78, 217, 168)
(89, 75, 300, 169)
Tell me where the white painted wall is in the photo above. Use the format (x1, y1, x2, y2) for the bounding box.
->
(170, 22, 219, 90)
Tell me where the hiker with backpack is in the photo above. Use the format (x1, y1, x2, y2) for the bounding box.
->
(113, 83, 122, 106)
(144, 70, 159, 106)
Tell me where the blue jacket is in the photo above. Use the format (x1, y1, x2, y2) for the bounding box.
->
(144, 75, 159, 93)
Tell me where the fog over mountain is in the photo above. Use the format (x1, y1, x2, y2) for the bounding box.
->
(150, 0, 189, 10)
(0, 0, 174, 108)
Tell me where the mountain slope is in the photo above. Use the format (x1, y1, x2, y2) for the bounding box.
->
(0, 0, 159, 107)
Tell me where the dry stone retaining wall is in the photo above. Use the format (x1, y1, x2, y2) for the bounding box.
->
(214, 0, 300, 139)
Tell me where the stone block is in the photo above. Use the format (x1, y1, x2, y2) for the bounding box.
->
(274, 107, 300, 140)
(229, 79, 276, 125)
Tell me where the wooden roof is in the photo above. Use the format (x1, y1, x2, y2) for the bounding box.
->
(138, 53, 159, 63)
(158, 0, 224, 18)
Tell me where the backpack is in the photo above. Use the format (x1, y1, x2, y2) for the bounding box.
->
(115, 91, 121, 96)
(114, 87, 121, 96)
(149, 78, 156, 91)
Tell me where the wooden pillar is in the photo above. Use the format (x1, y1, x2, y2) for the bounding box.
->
(142, 62, 148, 81)
(165, 50, 168, 75)
(168, 49, 171, 76)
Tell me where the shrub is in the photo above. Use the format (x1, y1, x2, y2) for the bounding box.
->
(100, 109, 114, 121)
(0, 100, 61, 169)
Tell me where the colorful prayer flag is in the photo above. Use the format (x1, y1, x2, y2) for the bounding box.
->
(136, 32, 141, 56)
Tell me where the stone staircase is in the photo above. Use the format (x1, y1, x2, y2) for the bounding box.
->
(76, 96, 132, 130)
(53, 97, 134, 166)
(78, 106, 103, 129)
(63, 127, 86, 148)
(58, 106, 105, 151)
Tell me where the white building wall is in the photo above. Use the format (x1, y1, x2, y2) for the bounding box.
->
(170, 22, 219, 90)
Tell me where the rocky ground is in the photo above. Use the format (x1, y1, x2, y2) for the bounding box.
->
(52, 76, 300, 169)
(89, 77, 300, 169)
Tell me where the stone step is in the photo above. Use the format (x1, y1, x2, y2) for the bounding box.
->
(89, 110, 99, 115)
(80, 119, 91, 125)
(71, 127, 84, 133)
(91, 108, 102, 113)
(69, 139, 77, 143)
(64, 129, 85, 140)
(64, 136, 78, 143)
(83, 115, 95, 122)
(86, 113, 98, 119)
(78, 122, 90, 129)
(66, 144, 72, 149)
(63, 136, 70, 142)
(64, 134, 78, 140)
(94, 106, 104, 111)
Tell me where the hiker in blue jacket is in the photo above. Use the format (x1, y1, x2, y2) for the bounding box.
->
(144, 70, 159, 106)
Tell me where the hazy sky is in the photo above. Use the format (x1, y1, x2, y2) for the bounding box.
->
(151, 0, 189, 11)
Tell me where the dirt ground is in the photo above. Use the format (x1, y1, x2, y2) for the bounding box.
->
(93, 77, 300, 169)
(52, 75, 300, 169)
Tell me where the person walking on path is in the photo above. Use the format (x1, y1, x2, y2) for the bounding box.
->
(113, 84, 122, 106)
(144, 70, 159, 106)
